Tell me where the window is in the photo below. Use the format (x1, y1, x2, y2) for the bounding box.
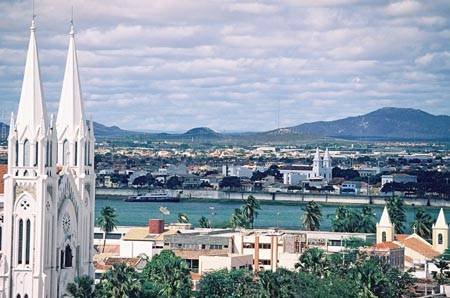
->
(16, 295, 21, 298)
(0, 226, 2, 251)
(34, 142, 38, 166)
(328, 240, 342, 247)
(382, 231, 387, 242)
(15, 140, 19, 166)
(94, 233, 104, 239)
(259, 259, 271, 265)
(259, 243, 271, 249)
(23, 140, 30, 167)
(243, 242, 255, 249)
(60, 250, 64, 269)
(74, 142, 78, 166)
(65, 244, 73, 267)
(18, 219, 23, 264)
(439, 233, 443, 245)
(24, 295, 28, 298)
(25, 220, 31, 264)
(49, 141, 53, 166)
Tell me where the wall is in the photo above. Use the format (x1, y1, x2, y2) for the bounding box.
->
(96, 188, 449, 207)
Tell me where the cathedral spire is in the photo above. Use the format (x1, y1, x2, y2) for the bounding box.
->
(56, 20, 86, 139)
(16, 18, 48, 136)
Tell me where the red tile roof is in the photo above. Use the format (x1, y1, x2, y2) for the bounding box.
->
(374, 241, 401, 250)
(397, 235, 440, 259)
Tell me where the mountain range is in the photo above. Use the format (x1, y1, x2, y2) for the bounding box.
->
(1, 107, 449, 141)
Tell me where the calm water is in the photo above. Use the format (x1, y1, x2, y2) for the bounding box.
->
(95, 197, 449, 232)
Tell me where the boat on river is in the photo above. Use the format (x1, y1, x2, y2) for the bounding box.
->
(124, 190, 180, 202)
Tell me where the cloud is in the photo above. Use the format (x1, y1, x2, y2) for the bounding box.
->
(0, 0, 449, 131)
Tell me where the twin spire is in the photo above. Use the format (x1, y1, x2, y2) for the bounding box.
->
(15, 18, 47, 136)
(14, 17, 86, 140)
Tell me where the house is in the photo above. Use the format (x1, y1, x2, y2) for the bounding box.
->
(381, 174, 417, 187)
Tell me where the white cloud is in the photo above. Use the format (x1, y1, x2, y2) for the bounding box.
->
(0, 0, 448, 131)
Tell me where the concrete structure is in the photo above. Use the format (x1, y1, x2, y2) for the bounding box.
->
(199, 254, 253, 275)
(0, 20, 95, 297)
(381, 174, 417, 187)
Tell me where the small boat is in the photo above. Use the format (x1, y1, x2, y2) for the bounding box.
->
(124, 190, 180, 202)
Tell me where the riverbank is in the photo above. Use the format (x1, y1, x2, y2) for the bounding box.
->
(96, 188, 450, 207)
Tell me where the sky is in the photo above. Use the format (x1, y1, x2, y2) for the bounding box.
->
(0, 0, 449, 132)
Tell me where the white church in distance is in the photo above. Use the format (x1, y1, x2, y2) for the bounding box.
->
(0, 18, 95, 298)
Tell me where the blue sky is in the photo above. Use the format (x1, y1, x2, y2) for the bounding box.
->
(0, 0, 449, 132)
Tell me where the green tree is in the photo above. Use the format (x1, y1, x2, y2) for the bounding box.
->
(140, 250, 192, 298)
(386, 196, 406, 233)
(295, 247, 330, 278)
(359, 206, 376, 233)
(197, 269, 258, 298)
(411, 208, 433, 239)
(177, 212, 189, 223)
(198, 216, 211, 228)
(66, 275, 94, 298)
(97, 206, 118, 253)
(230, 208, 249, 229)
(95, 263, 141, 298)
(432, 258, 450, 285)
(302, 201, 322, 231)
(242, 195, 260, 228)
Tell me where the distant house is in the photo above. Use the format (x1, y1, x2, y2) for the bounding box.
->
(340, 181, 367, 195)
(381, 174, 417, 187)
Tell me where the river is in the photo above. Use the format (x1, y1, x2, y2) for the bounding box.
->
(95, 196, 450, 231)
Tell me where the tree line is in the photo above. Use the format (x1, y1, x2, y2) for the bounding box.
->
(66, 246, 416, 297)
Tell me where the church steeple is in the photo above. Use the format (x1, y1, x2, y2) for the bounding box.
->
(376, 206, 395, 243)
(56, 22, 86, 139)
(432, 208, 449, 253)
(56, 21, 90, 169)
(15, 18, 48, 137)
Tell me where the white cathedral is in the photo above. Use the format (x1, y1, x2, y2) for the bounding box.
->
(0, 18, 95, 298)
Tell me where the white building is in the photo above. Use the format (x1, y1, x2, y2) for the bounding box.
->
(0, 19, 95, 297)
(381, 174, 417, 187)
(280, 148, 333, 185)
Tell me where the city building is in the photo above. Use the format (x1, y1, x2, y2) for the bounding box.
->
(280, 148, 333, 186)
(381, 174, 417, 187)
(0, 20, 95, 297)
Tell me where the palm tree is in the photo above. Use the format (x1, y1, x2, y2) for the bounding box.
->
(65, 275, 94, 298)
(295, 248, 329, 277)
(302, 201, 322, 231)
(359, 206, 376, 233)
(198, 216, 211, 228)
(95, 263, 141, 297)
(386, 196, 406, 233)
(178, 212, 189, 223)
(230, 208, 249, 229)
(411, 208, 433, 239)
(242, 195, 261, 228)
(97, 206, 118, 253)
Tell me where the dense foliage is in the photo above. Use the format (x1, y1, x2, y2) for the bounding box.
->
(68, 246, 415, 298)
(331, 206, 376, 233)
(97, 206, 118, 253)
(229, 195, 261, 229)
(302, 201, 322, 231)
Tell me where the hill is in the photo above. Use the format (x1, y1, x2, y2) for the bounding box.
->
(270, 107, 450, 140)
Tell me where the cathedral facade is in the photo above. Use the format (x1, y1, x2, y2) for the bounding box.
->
(0, 18, 95, 298)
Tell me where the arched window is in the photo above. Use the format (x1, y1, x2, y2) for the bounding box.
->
(23, 140, 30, 167)
(382, 231, 387, 242)
(439, 233, 443, 245)
(15, 140, 19, 166)
(0, 225, 2, 251)
(49, 141, 53, 166)
(34, 141, 39, 166)
(74, 141, 78, 166)
(62, 140, 69, 165)
(65, 244, 73, 267)
(60, 250, 65, 269)
(24, 295, 28, 298)
(25, 219, 31, 264)
(16, 295, 21, 298)
(18, 219, 23, 264)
